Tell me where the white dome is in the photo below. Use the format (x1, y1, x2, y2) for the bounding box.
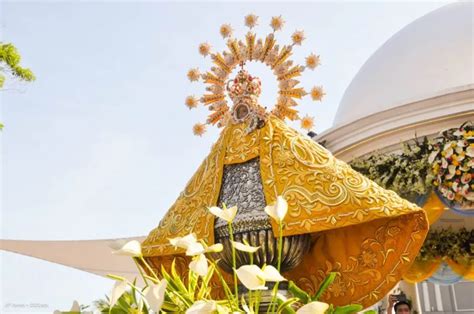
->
(334, 2, 473, 127)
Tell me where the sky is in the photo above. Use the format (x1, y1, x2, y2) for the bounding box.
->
(0, 1, 452, 312)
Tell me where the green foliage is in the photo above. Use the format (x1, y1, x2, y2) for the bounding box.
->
(0, 42, 35, 87)
(287, 273, 364, 314)
(350, 137, 434, 200)
(95, 288, 149, 314)
(419, 228, 473, 264)
(312, 272, 337, 301)
(0, 42, 35, 131)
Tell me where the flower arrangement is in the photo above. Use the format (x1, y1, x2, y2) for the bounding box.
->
(350, 121, 473, 209)
(428, 122, 474, 207)
(417, 228, 473, 265)
(58, 197, 377, 314)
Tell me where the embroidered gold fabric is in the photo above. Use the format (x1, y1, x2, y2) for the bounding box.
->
(142, 115, 429, 307)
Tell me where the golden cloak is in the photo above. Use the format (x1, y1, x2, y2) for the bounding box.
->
(142, 115, 429, 307)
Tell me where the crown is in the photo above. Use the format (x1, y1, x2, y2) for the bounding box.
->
(227, 67, 262, 101)
(185, 14, 325, 136)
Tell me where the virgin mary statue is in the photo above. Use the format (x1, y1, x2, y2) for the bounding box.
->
(141, 15, 429, 308)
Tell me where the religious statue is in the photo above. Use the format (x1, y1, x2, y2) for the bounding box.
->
(141, 14, 429, 308)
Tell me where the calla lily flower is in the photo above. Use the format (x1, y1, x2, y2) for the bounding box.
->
(235, 264, 287, 290)
(242, 303, 254, 314)
(209, 205, 238, 223)
(264, 196, 288, 223)
(189, 253, 209, 277)
(235, 265, 267, 290)
(186, 300, 217, 313)
(296, 301, 329, 313)
(186, 242, 223, 256)
(169, 233, 198, 250)
(144, 280, 167, 312)
(261, 265, 287, 282)
(231, 241, 260, 253)
(110, 240, 142, 257)
(109, 280, 128, 308)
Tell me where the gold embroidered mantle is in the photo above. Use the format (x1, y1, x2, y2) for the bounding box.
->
(142, 115, 429, 307)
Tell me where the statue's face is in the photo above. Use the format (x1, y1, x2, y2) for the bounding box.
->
(231, 96, 255, 123)
(235, 103, 249, 120)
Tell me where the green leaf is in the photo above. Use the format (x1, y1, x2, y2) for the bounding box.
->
(312, 272, 337, 301)
(363, 310, 377, 314)
(288, 280, 311, 303)
(326, 304, 335, 314)
(276, 296, 298, 314)
(197, 263, 215, 300)
(170, 259, 190, 296)
(333, 304, 364, 314)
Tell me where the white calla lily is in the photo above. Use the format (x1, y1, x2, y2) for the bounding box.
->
(209, 205, 238, 223)
(264, 195, 288, 222)
(242, 303, 254, 314)
(186, 242, 223, 256)
(186, 300, 217, 313)
(110, 240, 142, 257)
(169, 233, 198, 250)
(109, 280, 128, 308)
(144, 280, 167, 312)
(216, 304, 231, 314)
(262, 265, 287, 282)
(189, 253, 209, 277)
(235, 265, 267, 290)
(186, 242, 206, 256)
(296, 301, 329, 313)
(231, 241, 260, 253)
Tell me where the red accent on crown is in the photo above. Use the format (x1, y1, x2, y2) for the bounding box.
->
(226, 69, 262, 101)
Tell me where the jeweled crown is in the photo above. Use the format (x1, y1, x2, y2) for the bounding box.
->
(227, 68, 262, 101)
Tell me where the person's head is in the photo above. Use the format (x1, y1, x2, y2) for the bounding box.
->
(394, 301, 411, 314)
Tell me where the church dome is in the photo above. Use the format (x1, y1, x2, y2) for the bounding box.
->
(333, 2, 473, 127)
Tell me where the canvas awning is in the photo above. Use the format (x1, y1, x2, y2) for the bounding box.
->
(1, 236, 145, 282)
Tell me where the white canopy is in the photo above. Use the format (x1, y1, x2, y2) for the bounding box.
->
(1, 236, 145, 282)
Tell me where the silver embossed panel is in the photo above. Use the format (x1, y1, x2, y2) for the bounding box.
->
(215, 157, 271, 236)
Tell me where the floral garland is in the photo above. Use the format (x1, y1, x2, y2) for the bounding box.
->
(428, 122, 474, 207)
(417, 228, 473, 265)
(350, 122, 473, 207)
(350, 137, 434, 202)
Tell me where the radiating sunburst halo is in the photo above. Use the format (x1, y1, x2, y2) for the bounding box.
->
(306, 53, 320, 70)
(270, 15, 285, 32)
(185, 96, 199, 109)
(291, 30, 305, 45)
(186, 14, 325, 136)
(220, 24, 233, 38)
(198, 43, 212, 57)
(300, 115, 315, 130)
(187, 68, 201, 82)
(310, 86, 325, 101)
(245, 14, 259, 29)
(193, 123, 206, 136)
